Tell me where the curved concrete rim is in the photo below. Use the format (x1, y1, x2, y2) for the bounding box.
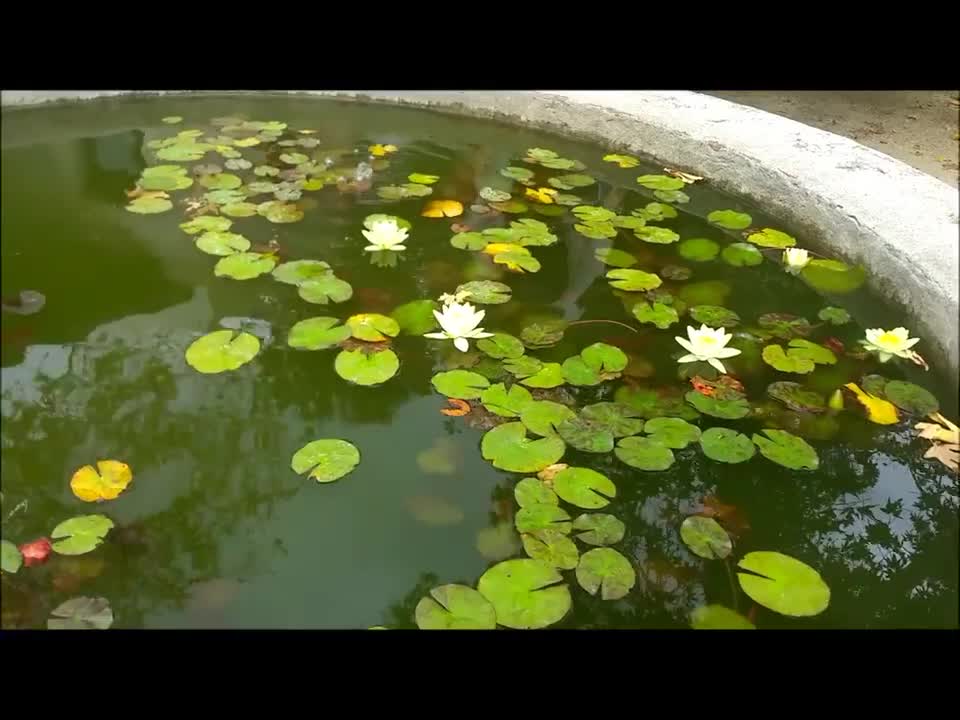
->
(4, 90, 957, 382)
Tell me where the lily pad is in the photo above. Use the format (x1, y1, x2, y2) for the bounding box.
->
(482, 422, 566, 473)
(571, 514, 625, 546)
(747, 227, 796, 248)
(680, 516, 732, 559)
(581, 402, 645, 437)
(505, 356, 545, 378)
(279, 152, 308, 165)
(206, 189, 247, 206)
(515, 477, 559, 507)
(767, 382, 826, 413)
(1, 540, 23, 573)
(707, 209, 752, 230)
(481, 383, 535, 417)
(415, 585, 496, 630)
(562, 343, 627, 386)
(476, 333, 525, 360)
(125, 196, 173, 214)
(407, 173, 439, 185)
(480, 187, 511, 202)
(818, 306, 851, 325)
(196, 231, 250, 256)
(185, 330, 260, 373)
(637, 174, 684, 191)
(787, 339, 837, 365)
(515, 503, 572, 535)
(883, 380, 939, 415)
(654, 189, 690, 204)
(721, 242, 764, 267)
(456, 280, 512, 305)
(685, 390, 750, 419)
(291, 439, 360, 483)
(432, 370, 490, 399)
(690, 604, 756, 630)
(179, 215, 232, 235)
(595, 248, 637, 267)
(632, 301, 679, 329)
(391, 299, 438, 335)
(500, 166, 535, 182)
(477, 559, 571, 629)
(737, 551, 830, 617)
(757, 313, 812, 339)
(699, 427, 755, 463)
(603, 153, 640, 168)
(615, 386, 702, 421)
(335, 349, 400, 386)
(573, 206, 616, 223)
(48, 597, 113, 630)
(520, 401, 576, 437)
(451, 232, 488, 251)
(288, 317, 351, 350)
(762, 345, 815, 374)
(262, 202, 304, 224)
(678, 238, 719, 261)
(800, 259, 866, 294)
(678, 280, 731, 307)
(553, 467, 616, 509)
(476, 522, 522, 562)
(220, 202, 258, 218)
(752, 429, 819, 470)
(519, 363, 565, 389)
(644, 417, 701, 449)
(69, 460, 133, 503)
(214, 252, 277, 280)
(298, 275, 354, 305)
(606, 269, 662, 292)
(489, 200, 528, 213)
(558, 416, 615, 453)
(199, 173, 242, 190)
(635, 226, 680, 245)
(549, 173, 595, 188)
(51, 515, 114, 556)
(255, 165, 280, 177)
(346, 313, 399, 342)
(575, 222, 617, 240)
(688, 305, 740, 328)
(615, 436, 675, 471)
(611, 214, 647, 229)
(576, 548, 635, 600)
(522, 529, 580, 570)
(520, 323, 565, 349)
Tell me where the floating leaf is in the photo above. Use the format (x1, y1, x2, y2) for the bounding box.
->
(69, 460, 133, 503)
(843, 383, 900, 425)
(254, 165, 280, 177)
(432, 370, 490, 399)
(576, 548, 635, 600)
(707, 209, 752, 230)
(206, 189, 247, 206)
(787, 339, 837, 365)
(335, 348, 400, 386)
(279, 152, 309, 165)
(637, 174, 684, 191)
(415, 585, 496, 630)
(757, 313, 812, 339)
(615, 386, 701, 421)
(685, 390, 750, 419)
(519, 363, 565, 389)
(700, 427, 755, 463)
(262, 202, 303, 223)
(225, 158, 252, 171)
(654, 189, 690, 204)
(422, 199, 464, 218)
(48, 597, 113, 630)
(480, 187, 511, 202)
(500, 166, 535, 182)
(762, 345, 814, 374)
(515, 477, 559, 507)
(747, 227, 796, 248)
(644, 417, 701, 449)
(571, 514, 625, 546)
(185, 330, 259, 373)
(476, 334, 524, 360)
(288, 317, 351, 350)
(481, 383, 534, 417)
(291, 439, 360, 483)
(298, 275, 354, 305)
(573, 206, 615, 223)
(558, 416, 615, 453)
(634, 226, 680, 244)
(196, 231, 250, 256)
(477, 559, 571, 629)
(603, 153, 640, 168)
(504, 356, 544, 378)
(689, 305, 740, 328)
(607, 268, 662, 292)
(818, 306, 851, 325)
(51, 515, 114, 556)
(800, 259, 867, 294)
(680, 516, 732, 559)
(234, 137, 261, 148)
(690, 605, 756, 630)
(1, 540, 23, 574)
(721, 242, 764, 267)
(493, 249, 541, 273)
(767, 382, 826, 413)
(595, 248, 637, 267)
(550, 174, 595, 188)
(346, 313, 399, 342)
(220, 202, 258, 218)
(515, 503, 572, 535)
(634, 202, 678, 222)
(125, 196, 172, 214)
(883, 380, 939, 415)
(575, 222, 617, 240)
(161, 116, 182, 124)
(678, 238, 719, 261)
(553, 467, 616, 509)
(407, 173, 439, 185)
(272, 257, 332, 286)
(752, 429, 819, 470)
(451, 231, 487, 251)
(632, 301, 679, 329)
(520, 401, 576, 437)
(581, 402, 645, 436)
(520, 322, 565, 349)
(532, 204, 567, 217)
(476, 522, 522, 562)
(678, 280, 731, 307)
(391, 299, 438, 335)
(482, 422, 566, 473)
(611, 214, 647, 229)
(522, 529, 580, 570)
(737, 551, 830, 617)
(456, 280, 512, 305)
(214, 252, 277, 280)
(615, 436, 674, 470)
(199, 173, 242, 190)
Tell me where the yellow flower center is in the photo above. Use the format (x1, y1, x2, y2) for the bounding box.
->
(877, 332, 901, 348)
(700, 336, 716, 344)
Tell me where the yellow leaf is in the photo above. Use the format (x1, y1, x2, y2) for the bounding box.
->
(234, 137, 261, 147)
(843, 383, 899, 425)
(482, 243, 529, 257)
(524, 187, 558, 204)
(70, 460, 133, 502)
(368, 144, 398, 157)
(664, 167, 703, 183)
(421, 199, 463, 218)
(915, 413, 960, 445)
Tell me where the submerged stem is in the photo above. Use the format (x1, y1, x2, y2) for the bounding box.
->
(724, 558, 739, 612)
(566, 319, 638, 333)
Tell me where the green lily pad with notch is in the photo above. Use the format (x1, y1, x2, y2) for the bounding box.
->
(800, 259, 867, 294)
(632, 301, 679, 329)
(522, 530, 580, 570)
(519, 363, 565, 389)
(298, 275, 353, 305)
(572, 206, 616, 223)
(558, 416, 615, 454)
(180, 215, 232, 235)
(407, 173, 439, 185)
(214, 252, 277, 280)
(206, 189, 247, 206)
(255, 165, 280, 177)
(415, 584, 496, 630)
(515, 477, 558, 507)
(818, 306, 851, 325)
(685, 390, 751, 419)
(737, 551, 830, 617)
(883, 380, 939, 415)
(654, 189, 690, 204)
(291, 439, 360, 483)
(611, 215, 647, 229)
(707, 209, 752, 230)
(199, 173, 242, 190)
(721, 242, 764, 267)
(280, 152, 309, 165)
(482, 422, 566, 473)
(263, 202, 304, 224)
(477, 559, 572, 629)
(520, 401, 576, 437)
(689, 305, 740, 328)
(562, 355, 615, 387)
(481, 383, 534, 417)
(493, 250, 541, 273)
(490, 200, 527, 213)
(48, 596, 114, 630)
(680, 516, 732, 559)
(288, 317, 351, 350)
(2, 539, 23, 573)
(186, 329, 260, 373)
(635, 226, 681, 245)
(678, 237, 719, 261)
(391, 299, 438, 335)
(125, 196, 173, 214)
(456, 280, 512, 305)
(571, 514, 625, 546)
(699, 427, 755, 463)
(752, 429, 819, 470)
(550, 173, 595, 188)
(515, 503, 572, 535)
(861, 374, 888, 396)
(451, 232, 488, 251)
(477, 333, 525, 360)
(595, 248, 637, 267)
(225, 158, 252, 171)
(644, 417, 701, 449)
(156, 144, 208, 162)
(581, 402, 645, 437)
(575, 222, 617, 240)
(576, 548, 635, 600)
(607, 268, 662, 292)
(615, 386, 701, 421)
(520, 323, 565, 349)
(480, 187, 511, 202)
(161, 116, 182, 124)
(614, 436, 675, 470)
(747, 227, 796, 248)
(762, 345, 815, 374)
(334, 349, 400, 386)
(788, 339, 837, 365)
(526, 147, 559, 162)
(346, 313, 399, 342)
(553, 467, 616, 509)
(767, 381, 826, 413)
(603, 153, 640, 168)
(220, 202, 258, 217)
(431, 370, 490, 399)
(635, 202, 679, 221)
(51, 515, 114, 556)
(505, 356, 545, 378)
(637, 174, 684, 191)
(690, 604, 756, 630)
(757, 313, 812, 339)
(140, 172, 192, 191)
(246, 181, 279, 195)
(196, 231, 250, 256)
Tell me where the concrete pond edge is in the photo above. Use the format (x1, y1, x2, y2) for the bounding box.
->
(3, 89, 957, 382)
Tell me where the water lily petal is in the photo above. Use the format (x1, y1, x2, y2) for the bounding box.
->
(707, 357, 727, 374)
(677, 354, 700, 363)
(675, 337, 695, 353)
(454, 337, 470, 352)
(713, 347, 742, 358)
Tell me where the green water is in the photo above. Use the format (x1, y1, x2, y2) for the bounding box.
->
(1, 95, 956, 629)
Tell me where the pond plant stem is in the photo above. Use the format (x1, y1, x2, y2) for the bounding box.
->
(566, 319, 638, 333)
(724, 558, 739, 612)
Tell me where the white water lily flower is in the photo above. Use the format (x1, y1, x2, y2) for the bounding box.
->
(861, 327, 920, 362)
(424, 300, 493, 352)
(362, 219, 408, 252)
(783, 247, 810, 273)
(674, 324, 742, 374)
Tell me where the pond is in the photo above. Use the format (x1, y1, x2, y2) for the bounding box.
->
(1, 94, 957, 630)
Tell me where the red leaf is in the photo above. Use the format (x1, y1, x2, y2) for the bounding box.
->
(440, 398, 471, 417)
(690, 376, 716, 396)
(823, 337, 845, 354)
(19, 537, 52, 567)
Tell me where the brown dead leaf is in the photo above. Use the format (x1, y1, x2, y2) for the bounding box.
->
(905, 349, 929, 371)
(664, 168, 703, 184)
(537, 463, 569, 486)
(923, 443, 959, 473)
(440, 398, 471, 417)
(450, 223, 472, 233)
(915, 413, 960, 445)
(698, 494, 751, 538)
